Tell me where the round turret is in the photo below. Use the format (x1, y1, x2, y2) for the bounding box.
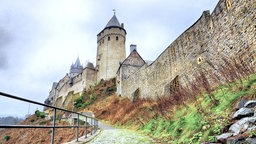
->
(86, 62, 94, 69)
(96, 14, 126, 82)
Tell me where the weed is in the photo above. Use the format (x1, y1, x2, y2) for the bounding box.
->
(3, 135, 10, 141)
(90, 94, 97, 101)
(248, 131, 256, 138)
(208, 135, 216, 142)
(39, 121, 47, 125)
(57, 114, 62, 122)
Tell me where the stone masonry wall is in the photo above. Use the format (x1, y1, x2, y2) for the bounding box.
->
(55, 67, 96, 104)
(121, 0, 256, 100)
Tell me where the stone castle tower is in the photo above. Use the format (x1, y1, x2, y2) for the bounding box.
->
(96, 14, 126, 83)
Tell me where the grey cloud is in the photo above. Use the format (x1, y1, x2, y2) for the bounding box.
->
(0, 28, 12, 69)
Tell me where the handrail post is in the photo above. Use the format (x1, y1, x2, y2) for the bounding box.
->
(94, 118, 96, 134)
(51, 108, 56, 144)
(76, 114, 79, 142)
(95, 119, 98, 133)
(91, 117, 93, 135)
(85, 116, 87, 138)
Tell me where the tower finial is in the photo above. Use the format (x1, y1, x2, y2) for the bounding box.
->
(113, 9, 116, 15)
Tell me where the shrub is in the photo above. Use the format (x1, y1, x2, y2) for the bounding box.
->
(3, 135, 10, 141)
(35, 110, 46, 118)
(74, 96, 84, 108)
(82, 101, 91, 108)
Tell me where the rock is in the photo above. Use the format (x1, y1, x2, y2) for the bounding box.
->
(236, 98, 247, 110)
(244, 100, 256, 108)
(229, 117, 256, 134)
(248, 126, 256, 131)
(232, 107, 253, 119)
(201, 142, 221, 144)
(216, 133, 234, 141)
(245, 138, 256, 144)
(226, 137, 245, 144)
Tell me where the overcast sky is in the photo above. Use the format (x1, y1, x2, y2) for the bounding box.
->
(0, 0, 218, 117)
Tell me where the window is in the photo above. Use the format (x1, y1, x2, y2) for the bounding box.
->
(197, 56, 203, 64)
(226, 0, 231, 11)
(108, 36, 110, 41)
(116, 36, 118, 41)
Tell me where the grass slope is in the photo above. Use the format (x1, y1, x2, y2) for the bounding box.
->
(73, 73, 256, 143)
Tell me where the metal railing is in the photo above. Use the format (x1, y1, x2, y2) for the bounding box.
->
(0, 91, 98, 144)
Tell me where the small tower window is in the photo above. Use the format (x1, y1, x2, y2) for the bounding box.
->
(108, 36, 110, 41)
(116, 36, 118, 41)
(226, 0, 231, 11)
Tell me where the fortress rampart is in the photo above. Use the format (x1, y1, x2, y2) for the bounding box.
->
(121, 0, 256, 99)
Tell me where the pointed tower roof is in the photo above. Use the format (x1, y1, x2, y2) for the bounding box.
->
(105, 15, 121, 28)
(74, 57, 82, 67)
(97, 13, 126, 36)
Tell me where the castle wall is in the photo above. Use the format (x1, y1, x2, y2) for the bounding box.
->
(96, 27, 126, 82)
(50, 67, 96, 105)
(121, 0, 256, 100)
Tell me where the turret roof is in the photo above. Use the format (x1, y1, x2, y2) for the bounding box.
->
(73, 57, 82, 68)
(105, 15, 121, 28)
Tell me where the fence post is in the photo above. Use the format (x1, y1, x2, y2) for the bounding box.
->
(91, 117, 93, 135)
(76, 114, 79, 142)
(94, 119, 96, 134)
(95, 119, 98, 133)
(85, 116, 87, 138)
(51, 108, 57, 144)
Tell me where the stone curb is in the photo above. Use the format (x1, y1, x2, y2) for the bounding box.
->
(64, 128, 102, 144)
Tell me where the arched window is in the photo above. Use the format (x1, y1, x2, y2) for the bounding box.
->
(116, 36, 118, 41)
(108, 36, 110, 41)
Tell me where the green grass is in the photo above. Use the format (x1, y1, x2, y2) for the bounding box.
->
(140, 73, 256, 143)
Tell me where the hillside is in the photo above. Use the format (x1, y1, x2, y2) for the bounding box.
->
(1, 72, 255, 143)
(0, 112, 91, 144)
(62, 72, 256, 143)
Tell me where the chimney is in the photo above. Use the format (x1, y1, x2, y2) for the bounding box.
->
(121, 23, 124, 28)
(130, 44, 137, 53)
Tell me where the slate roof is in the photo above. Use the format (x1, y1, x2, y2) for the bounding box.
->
(105, 15, 121, 28)
(73, 57, 82, 68)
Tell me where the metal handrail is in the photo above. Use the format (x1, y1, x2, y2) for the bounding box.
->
(0, 91, 98, 144)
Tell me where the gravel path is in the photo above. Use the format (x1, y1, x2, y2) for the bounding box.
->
(88, 122, 154, 144)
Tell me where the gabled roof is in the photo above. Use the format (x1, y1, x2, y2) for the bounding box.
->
(105, 15, 121, 28)
(117, 49, 145, 74)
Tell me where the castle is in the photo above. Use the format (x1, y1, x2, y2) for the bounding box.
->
(45, 0, 255, 106)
